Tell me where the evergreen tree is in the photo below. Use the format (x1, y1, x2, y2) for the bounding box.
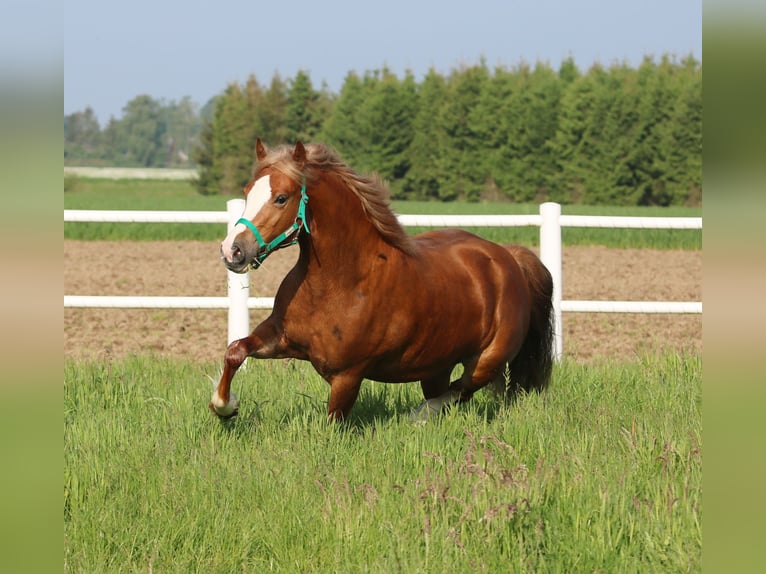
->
(464, 65, 510, 199)
(632, 55, 700, 206)
(199, 96, 218, 122)
(321, 71, 368, 167)
(402, 69, 448, 200)
(670, 57, 702, 205)
(285, 70, 323, 143)
(211, 81, 256, 194)
(475, 63, 563, 202)
(436, 63, 491, 201)
(628, 57, 675, 205)
(259, 74, 289, 144)
(357, 68, 418, 196)
(519, 64, 564, 201)
(194, 76, 271, 194)
(550, 63, 630, 204)
(194, 118, 218, 195)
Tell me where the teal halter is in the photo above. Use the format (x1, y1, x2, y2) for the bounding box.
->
(236, 182, 310, 269)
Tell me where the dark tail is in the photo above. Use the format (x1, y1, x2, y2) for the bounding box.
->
(504, 245, 555, 395)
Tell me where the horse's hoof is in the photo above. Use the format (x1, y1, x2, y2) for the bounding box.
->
(208, 401, 239, 419)
(209, 392, 239, 419)
(408, 400, 441, 424)
(408, 391, 461, 423)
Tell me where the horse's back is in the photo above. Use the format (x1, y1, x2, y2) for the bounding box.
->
(414, 227, 501, 250)
(410, 228, 532, 328)
(413, 228, 527, 287)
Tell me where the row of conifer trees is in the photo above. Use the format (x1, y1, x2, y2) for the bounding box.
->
(195, 55, 700, 205)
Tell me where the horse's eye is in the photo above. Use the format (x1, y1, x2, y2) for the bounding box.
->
(275, 194, 288, 206)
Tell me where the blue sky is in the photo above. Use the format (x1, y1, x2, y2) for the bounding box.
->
(63, 0, 702, 125)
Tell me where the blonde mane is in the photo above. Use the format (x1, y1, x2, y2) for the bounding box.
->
(256, 143, 416, 256)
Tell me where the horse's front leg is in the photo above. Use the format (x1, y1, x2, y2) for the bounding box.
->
(209, 320, 282, 419)
(326, 372, 364, 421)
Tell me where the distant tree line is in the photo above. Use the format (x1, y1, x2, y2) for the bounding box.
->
(65, 55, 701, 206)
(64, 95, 213, 168)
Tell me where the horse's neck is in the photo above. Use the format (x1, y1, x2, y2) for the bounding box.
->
(300, 182, 386, 280)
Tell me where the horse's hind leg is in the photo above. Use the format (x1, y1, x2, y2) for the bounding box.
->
(450, 347, 512, 403)
(409, 368, 462, 422)
(420, 369, 453, 400)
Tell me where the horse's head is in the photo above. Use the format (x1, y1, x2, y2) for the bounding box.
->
(220, 139, 310, 272)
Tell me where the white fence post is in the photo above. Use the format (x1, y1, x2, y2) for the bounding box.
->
(226, 199, 249, 345)
(539, 202, 563, 361)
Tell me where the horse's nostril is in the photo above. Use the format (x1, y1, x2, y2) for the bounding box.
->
(230, 243, 245, 264)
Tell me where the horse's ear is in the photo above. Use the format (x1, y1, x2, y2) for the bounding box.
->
(255, 138, 268, 162)
(293, 141, 307, 168)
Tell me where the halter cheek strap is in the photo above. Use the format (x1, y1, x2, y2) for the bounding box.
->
(235, 182, 310, 269)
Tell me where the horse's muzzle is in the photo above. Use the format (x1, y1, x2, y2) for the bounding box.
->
(221, 243, 249, 273)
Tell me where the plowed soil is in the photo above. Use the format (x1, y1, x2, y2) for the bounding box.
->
(64, 241, 701, 363)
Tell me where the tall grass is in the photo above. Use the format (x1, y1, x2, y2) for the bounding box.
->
(65, 353, 701, 572)
(64, 178, 702, 248)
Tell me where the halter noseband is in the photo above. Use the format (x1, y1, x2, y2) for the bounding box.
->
(235, 182, 310, 269)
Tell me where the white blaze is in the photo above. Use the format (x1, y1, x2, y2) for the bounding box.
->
(221, 175, 272, 261)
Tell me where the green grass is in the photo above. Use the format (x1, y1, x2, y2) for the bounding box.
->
(64, 178, 702, 249)
(65, 352, 701, 572)
(64, 178, 226, 241)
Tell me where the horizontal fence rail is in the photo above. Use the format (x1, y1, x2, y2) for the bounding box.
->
(64, 202, 702, 358)
(63, 296, 277, 309)
(559, 215, 702, 229)
(64, 210, 227, 223)
(561, 300, 702, 313)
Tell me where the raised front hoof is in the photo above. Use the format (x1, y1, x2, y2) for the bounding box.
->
(208, 401, 239, 419)
(209, 392, 239, 419)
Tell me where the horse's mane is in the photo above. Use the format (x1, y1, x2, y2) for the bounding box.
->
(256, 143, 416, 256)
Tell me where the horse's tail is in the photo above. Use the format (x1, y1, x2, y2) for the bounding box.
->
(504, 245, 555, 395)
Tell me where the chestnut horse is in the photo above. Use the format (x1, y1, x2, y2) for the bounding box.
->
(211, 140, 554, 421)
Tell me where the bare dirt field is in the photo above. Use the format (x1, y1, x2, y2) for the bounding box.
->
(65, 241, 701, 364)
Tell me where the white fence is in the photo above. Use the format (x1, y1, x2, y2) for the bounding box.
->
(64, 201, 702, 359)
